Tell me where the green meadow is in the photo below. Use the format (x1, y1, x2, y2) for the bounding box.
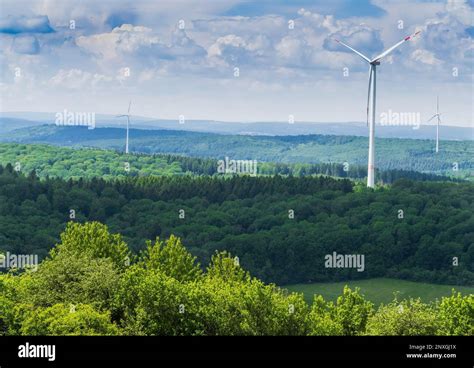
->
(285, 278, 474, 305)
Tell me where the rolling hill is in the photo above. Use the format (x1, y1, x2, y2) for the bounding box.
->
(1, 112, 473, 140)
(1, 125, 472, 178)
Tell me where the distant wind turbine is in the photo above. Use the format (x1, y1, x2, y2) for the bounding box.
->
(116, 101, 132, 154)
(334, 30, 421, 188)
(427, 96, 442, 153)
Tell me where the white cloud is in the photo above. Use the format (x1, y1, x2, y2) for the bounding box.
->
(50, 68, 113, 89)
(410, 49, 442, 65)
(372, 0, 473, 70)
(75, 23, 207, 74)
(446, 0, 474, 25)
(76, 24, 159, 60)
(0, 0, 471, 125)
(275, 36, 305, 59)
(208, 34, 246, 57)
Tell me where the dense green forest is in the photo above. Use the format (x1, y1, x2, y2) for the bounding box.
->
(1, 222, 472, 336)
(0, 165, 472, 285)
(2, 126, 472, 178)
(0, 143, 458, 183)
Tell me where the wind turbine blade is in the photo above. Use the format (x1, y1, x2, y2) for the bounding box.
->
(128, 101, 132, 114)
(334, 39, 371, 63)
(371, 30, 421, 63)
(437, 95, 439, 114)
(366, 66, 373, 127)
(427, 114, 437, 123)
(116, 115, 127, 118)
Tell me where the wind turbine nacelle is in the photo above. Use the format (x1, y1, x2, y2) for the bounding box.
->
(370, 61, 381, 65)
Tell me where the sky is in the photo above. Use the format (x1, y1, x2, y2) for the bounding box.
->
(0, 0, 472, 127)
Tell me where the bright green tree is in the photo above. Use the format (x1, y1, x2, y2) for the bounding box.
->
(20, 303, 120, 336)
(138, 235, 202, 282)
(437, 291, 474, 336)
(308, 295, 343, 336)
(52, 221, 130, 270)
(365, 298, 438, 335)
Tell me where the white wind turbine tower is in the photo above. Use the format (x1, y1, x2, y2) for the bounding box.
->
(334, 30, 421, 188)
(427, 96, 442, 153)
(116, 101, 132, 154)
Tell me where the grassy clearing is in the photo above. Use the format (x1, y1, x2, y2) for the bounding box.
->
(284, 278, 474, 305)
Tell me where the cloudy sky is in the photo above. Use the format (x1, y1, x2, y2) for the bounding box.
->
(0, 0, 472, 127)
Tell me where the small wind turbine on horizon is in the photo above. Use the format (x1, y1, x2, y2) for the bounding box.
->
(333, 30, 421, 188)
(116, 101, 132, 154)
(427, 96, 442, 153)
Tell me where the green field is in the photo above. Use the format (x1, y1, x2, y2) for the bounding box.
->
(284, 278, 474, 305)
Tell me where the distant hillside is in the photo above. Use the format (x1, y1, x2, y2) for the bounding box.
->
(0, 143, 457, 184)
(1, 125, 472, 178)
(0, 117, 46, 133)
(0, 143, 186, 179)
(1, 111, 472, 140)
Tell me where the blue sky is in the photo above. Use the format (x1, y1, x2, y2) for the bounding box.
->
(0, 0, 472, 127)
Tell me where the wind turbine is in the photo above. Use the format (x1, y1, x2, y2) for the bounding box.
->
(116, 101, 132, 154)
(427, 96, 442, 153)
(334, 30, 421, 188)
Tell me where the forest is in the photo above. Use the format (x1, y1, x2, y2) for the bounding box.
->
(0, 143, 458, 183)
(2, 125, 473, 179)
(0, 164, 472, 286)
(0, 222, 472, 336)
